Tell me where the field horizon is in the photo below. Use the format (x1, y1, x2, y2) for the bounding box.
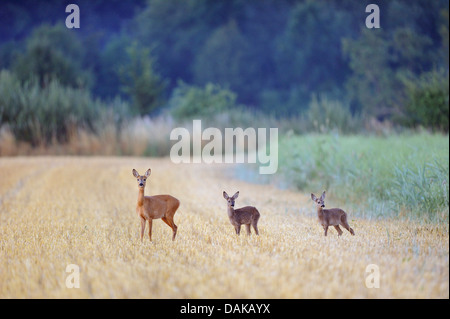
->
(0, 156, 448, 298)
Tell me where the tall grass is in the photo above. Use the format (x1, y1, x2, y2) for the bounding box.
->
(0, 70, 102, 145)
(0, 115, 175, 157)
(0, 69, 176, 156)
(389, 161, 449, 218)
(276, 133, 449, 222)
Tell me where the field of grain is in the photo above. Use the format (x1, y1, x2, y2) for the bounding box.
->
(0, 156, 448, 298)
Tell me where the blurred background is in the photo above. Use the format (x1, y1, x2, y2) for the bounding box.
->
(0, 0, 448, 220)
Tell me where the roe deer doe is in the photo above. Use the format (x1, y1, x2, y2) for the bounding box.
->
(311, 191, 355, 237)
(132, 168, 180, 241)
(223, 191, 260, 236)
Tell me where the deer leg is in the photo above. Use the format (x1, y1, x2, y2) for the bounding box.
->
(140, 217, 146, 242)
(341, 217, 355, 235)
(161, 216, 172, 234)
(252, 221, 259, 235)
(323, 225, 328, 236)
(245, 224, 251, 235)
(162, 216, 178, 241)
(169, 218, 178, 241)
(235, 225, 241, 235)
(334, 225, 343, 236)
(148, 219, 153, 241)
(165, 206, 179, 240)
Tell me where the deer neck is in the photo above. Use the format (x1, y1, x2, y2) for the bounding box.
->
(227, 205, 235, 218)
(137, 188, 145, 207)
(317, 206, 324, 218)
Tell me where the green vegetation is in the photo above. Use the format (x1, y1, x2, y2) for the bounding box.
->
(0, 70, 128, 146)
(277, 133, 449, 222)
(401, 69, 449, 132)
(13, 24, 92, 89)
(169, 82, 239, 120)
(119, 43, 167, 116)
(0, 1, 448, 130)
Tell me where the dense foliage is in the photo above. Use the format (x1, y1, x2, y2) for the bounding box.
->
(0, 0, 448, 145)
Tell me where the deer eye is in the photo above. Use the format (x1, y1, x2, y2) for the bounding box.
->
(137, 179, 139, 181)
(143, 178, 146, 181)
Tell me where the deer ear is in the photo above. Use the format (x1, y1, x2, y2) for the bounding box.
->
(145, 169, 151, 177)
(232, 191, 239, 199)
(132, 169, 139, 178)
(311, 193, 317, 201)
(223, 191, 229, 200)
(320, 191, 326, 200)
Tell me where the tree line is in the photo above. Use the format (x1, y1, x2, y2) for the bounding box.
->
(0, 0, 448, 135)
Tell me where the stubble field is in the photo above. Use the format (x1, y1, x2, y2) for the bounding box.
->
(0, 157, 448, 298)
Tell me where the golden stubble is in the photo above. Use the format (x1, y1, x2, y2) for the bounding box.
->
(0, 157, 448, 298)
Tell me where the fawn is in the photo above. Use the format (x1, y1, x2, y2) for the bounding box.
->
(311, 191, 355, 237)
(132, 168, 180, 241)
(223, 191, 260, 236)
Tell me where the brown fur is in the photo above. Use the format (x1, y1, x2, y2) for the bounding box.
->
(223, 191, 260, 235)
(311, 191, 355, 237)
(133, 168, 180, 241)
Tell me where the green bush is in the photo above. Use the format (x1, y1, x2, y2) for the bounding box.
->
(13, 24, 91, 89)
(169, 82, 238, 120)
(401, 69, 449, 132)
(304, 95, 361, 134)
(119, 43, 167, 116)
(0, 70, 129, 146)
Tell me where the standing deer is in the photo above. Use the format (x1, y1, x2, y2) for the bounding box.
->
(311, 191, 355, 237)
(223, 191, 260, 236)
(132, 168, 180, 241)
